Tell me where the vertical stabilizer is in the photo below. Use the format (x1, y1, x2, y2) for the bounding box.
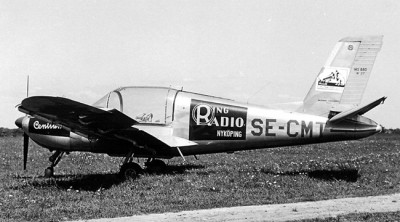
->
(300, 36, 383, 116)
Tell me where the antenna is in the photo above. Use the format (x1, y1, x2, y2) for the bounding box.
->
(246, 82, 270, 104)
(26, 75, 29, 97)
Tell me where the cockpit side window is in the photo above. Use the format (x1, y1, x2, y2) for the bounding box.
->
(93, 93, 109, 108)
(120, 88, 167, 124)
(93, 91, 122, 112)
(94, 87, 178, 125)
(107, 91, 123, 112)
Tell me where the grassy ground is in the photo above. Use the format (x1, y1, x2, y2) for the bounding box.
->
(1, 134, 400, 221)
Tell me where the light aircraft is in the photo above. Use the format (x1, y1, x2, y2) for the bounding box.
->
(15, 36, 386, 180)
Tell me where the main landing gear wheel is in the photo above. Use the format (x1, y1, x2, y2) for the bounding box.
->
(145, 159, 166, 174)
(119, 162, 143, 181)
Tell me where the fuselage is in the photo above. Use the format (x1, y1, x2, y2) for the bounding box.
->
(16, 87, 382, 158)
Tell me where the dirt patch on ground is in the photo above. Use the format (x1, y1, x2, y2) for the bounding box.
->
(76, 193, 400, 222)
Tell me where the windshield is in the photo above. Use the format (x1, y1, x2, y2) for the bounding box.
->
(94, 87, 179, 124)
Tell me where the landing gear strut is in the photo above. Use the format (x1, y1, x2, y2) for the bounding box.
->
(44, 151, 64, 177)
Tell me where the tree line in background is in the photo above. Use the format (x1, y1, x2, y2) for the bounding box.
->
(0, 128, 23, 137)
(1, 127, 400, 137)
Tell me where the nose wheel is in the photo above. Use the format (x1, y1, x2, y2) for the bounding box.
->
(44, 167, 54, 177)
(44, 151, 64, 178)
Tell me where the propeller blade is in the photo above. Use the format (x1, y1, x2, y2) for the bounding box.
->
(23, 133, 29, 170)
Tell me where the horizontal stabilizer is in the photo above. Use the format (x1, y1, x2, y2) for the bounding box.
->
(328, 97, 386, 123)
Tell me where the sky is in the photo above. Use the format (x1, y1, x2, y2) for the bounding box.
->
(1, 0, 399, 128)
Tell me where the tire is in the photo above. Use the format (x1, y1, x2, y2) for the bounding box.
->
(119, 162, 142, 181)
(146, 159, 166, 174)
(44, 167, 54, 178)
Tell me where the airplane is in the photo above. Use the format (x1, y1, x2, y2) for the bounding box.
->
(15, 36, 386, 180)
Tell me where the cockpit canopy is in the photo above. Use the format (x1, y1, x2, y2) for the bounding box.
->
(93, 87, 179, 125)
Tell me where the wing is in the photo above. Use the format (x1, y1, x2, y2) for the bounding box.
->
(18, 96, 196, 149)
(18, 96, 137, 137)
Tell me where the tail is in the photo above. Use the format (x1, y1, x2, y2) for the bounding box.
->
(299, 36, 383, 117)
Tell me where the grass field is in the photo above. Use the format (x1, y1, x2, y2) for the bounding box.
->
(1, 134, 400, 221)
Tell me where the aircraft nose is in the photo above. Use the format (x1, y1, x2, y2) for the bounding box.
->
(15, 116, 24, 128)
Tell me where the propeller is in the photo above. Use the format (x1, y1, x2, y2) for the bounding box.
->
(23, 132, 29, 170)
(21, 76, 30, 170)
(15, 117, 28, 170)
